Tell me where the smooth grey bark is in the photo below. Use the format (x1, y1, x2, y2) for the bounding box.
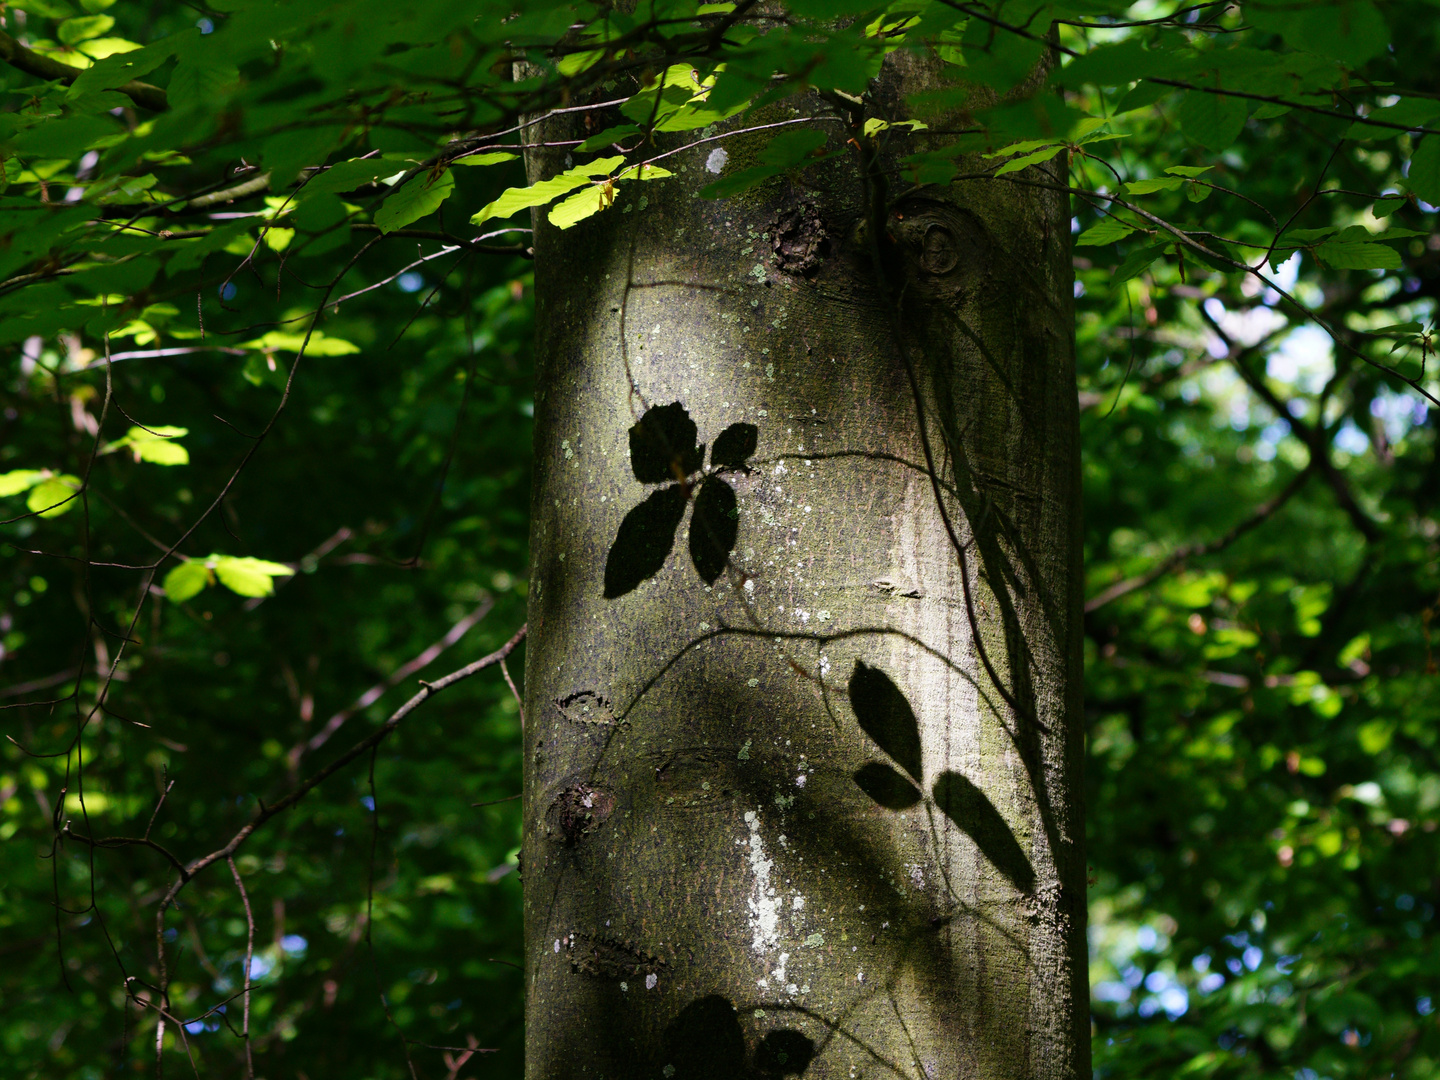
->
(522, 67, 1085, 1080)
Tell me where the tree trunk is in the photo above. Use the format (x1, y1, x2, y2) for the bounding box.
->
(521, 66, 1086, 1080)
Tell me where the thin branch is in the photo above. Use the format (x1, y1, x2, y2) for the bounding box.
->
(157, 623, 526, 909)
(227, 856, 257, 1080)
(288, 597, 495, 769)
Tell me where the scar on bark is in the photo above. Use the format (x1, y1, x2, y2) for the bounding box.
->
(545, 783, 616, 846)
(567, 934, 665, 980)
(770, 203, 828, 276)
(554, 689, 617, 725)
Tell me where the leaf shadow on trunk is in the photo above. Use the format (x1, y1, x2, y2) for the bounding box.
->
(530, 625, 1056, 1080)
(603, 484, 687, 598)
(931, 770, 1035, 894)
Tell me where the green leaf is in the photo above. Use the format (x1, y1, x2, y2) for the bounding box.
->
(1165, 166, 1214, 177)
(68, 38, 175, 99)
(1248, 1, 1389, 66)
(546, 162, 672, 229)
(1314, 240, 1402, 269)
(213, 556, 294, 598)
(993, 145, 1064, 177)
(1124, 177, 1184, 195)
(12, 115, 118, 159)
(103, 425, 189, 465)
(163, 561, 210, 603)
(167, 59, 239, 111)
(26, 475, 81, 518)
(757, 128, 830, 168)
(699, 164, 781, 199)
(471, 157, 623, 225)
(58, 14, 114, 45)
(303, 159, 402, 197)
(0, 469, 46, 497)
(1408, 137, 1440, 205)
(1114, 79, 1170, 114)
(1112, 242, 1169, 283)
(375, 169, 454, 234)
(615, 162, 674, 183)
(1251, 102, 1291, 120)
(1076, 217, 1136, 247)
(239, 331, 361, 356)
(547, 184, 610, 230)
(1176, 91, 1249, 151)
(555, 48, 604, 77)
(982, 139, 1053, 159)
(576, 125, 642, 152)
(12, 0, 78, 16)
(862, 118, 927, 137)
(293, 192, 349, 236)
(450, 151, 519, 166)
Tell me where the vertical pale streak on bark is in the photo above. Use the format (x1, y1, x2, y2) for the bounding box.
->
(522, 60, 1084, 1080)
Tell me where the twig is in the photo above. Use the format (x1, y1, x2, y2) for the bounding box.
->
(227, 856, 257, 1080)
(289, 597, 495, 768)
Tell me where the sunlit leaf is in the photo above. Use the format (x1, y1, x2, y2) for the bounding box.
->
(26, 475, 82, 518)
(375, 169, 454, 234)
(1076, 217, 1136, 247)
(213, 556, 294, 598)
(0, 469, 46, 497)
(162, 561, 210, 602)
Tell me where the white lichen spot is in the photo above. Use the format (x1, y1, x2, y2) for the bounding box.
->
(819, 655, 831, 677)
(816, 610, 831, 622)
(705, 148, 728, 173)
(561, 439, 573, 460)
(754, 1009, 766, 1019)
(646, 973, 658, 990)
(738, 739, 753, 760)
(744, 811, 781, 955)
(765, 363, 775, 381)
(747, 677, 759, 688)
(795, 774, 807, 788)
(787, 983, 799, 995)
(804, 932, 824, 948)
(792, 895, 804, 910)
(699, 621, 711, 631)
(620, 981, 629, 992)
(554, 939, 561, 953)
(857, 970, 865, 984)
(744, 579, 756, 592)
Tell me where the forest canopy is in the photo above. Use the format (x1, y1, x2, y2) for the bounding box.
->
(0, 1, 1437, 1077)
